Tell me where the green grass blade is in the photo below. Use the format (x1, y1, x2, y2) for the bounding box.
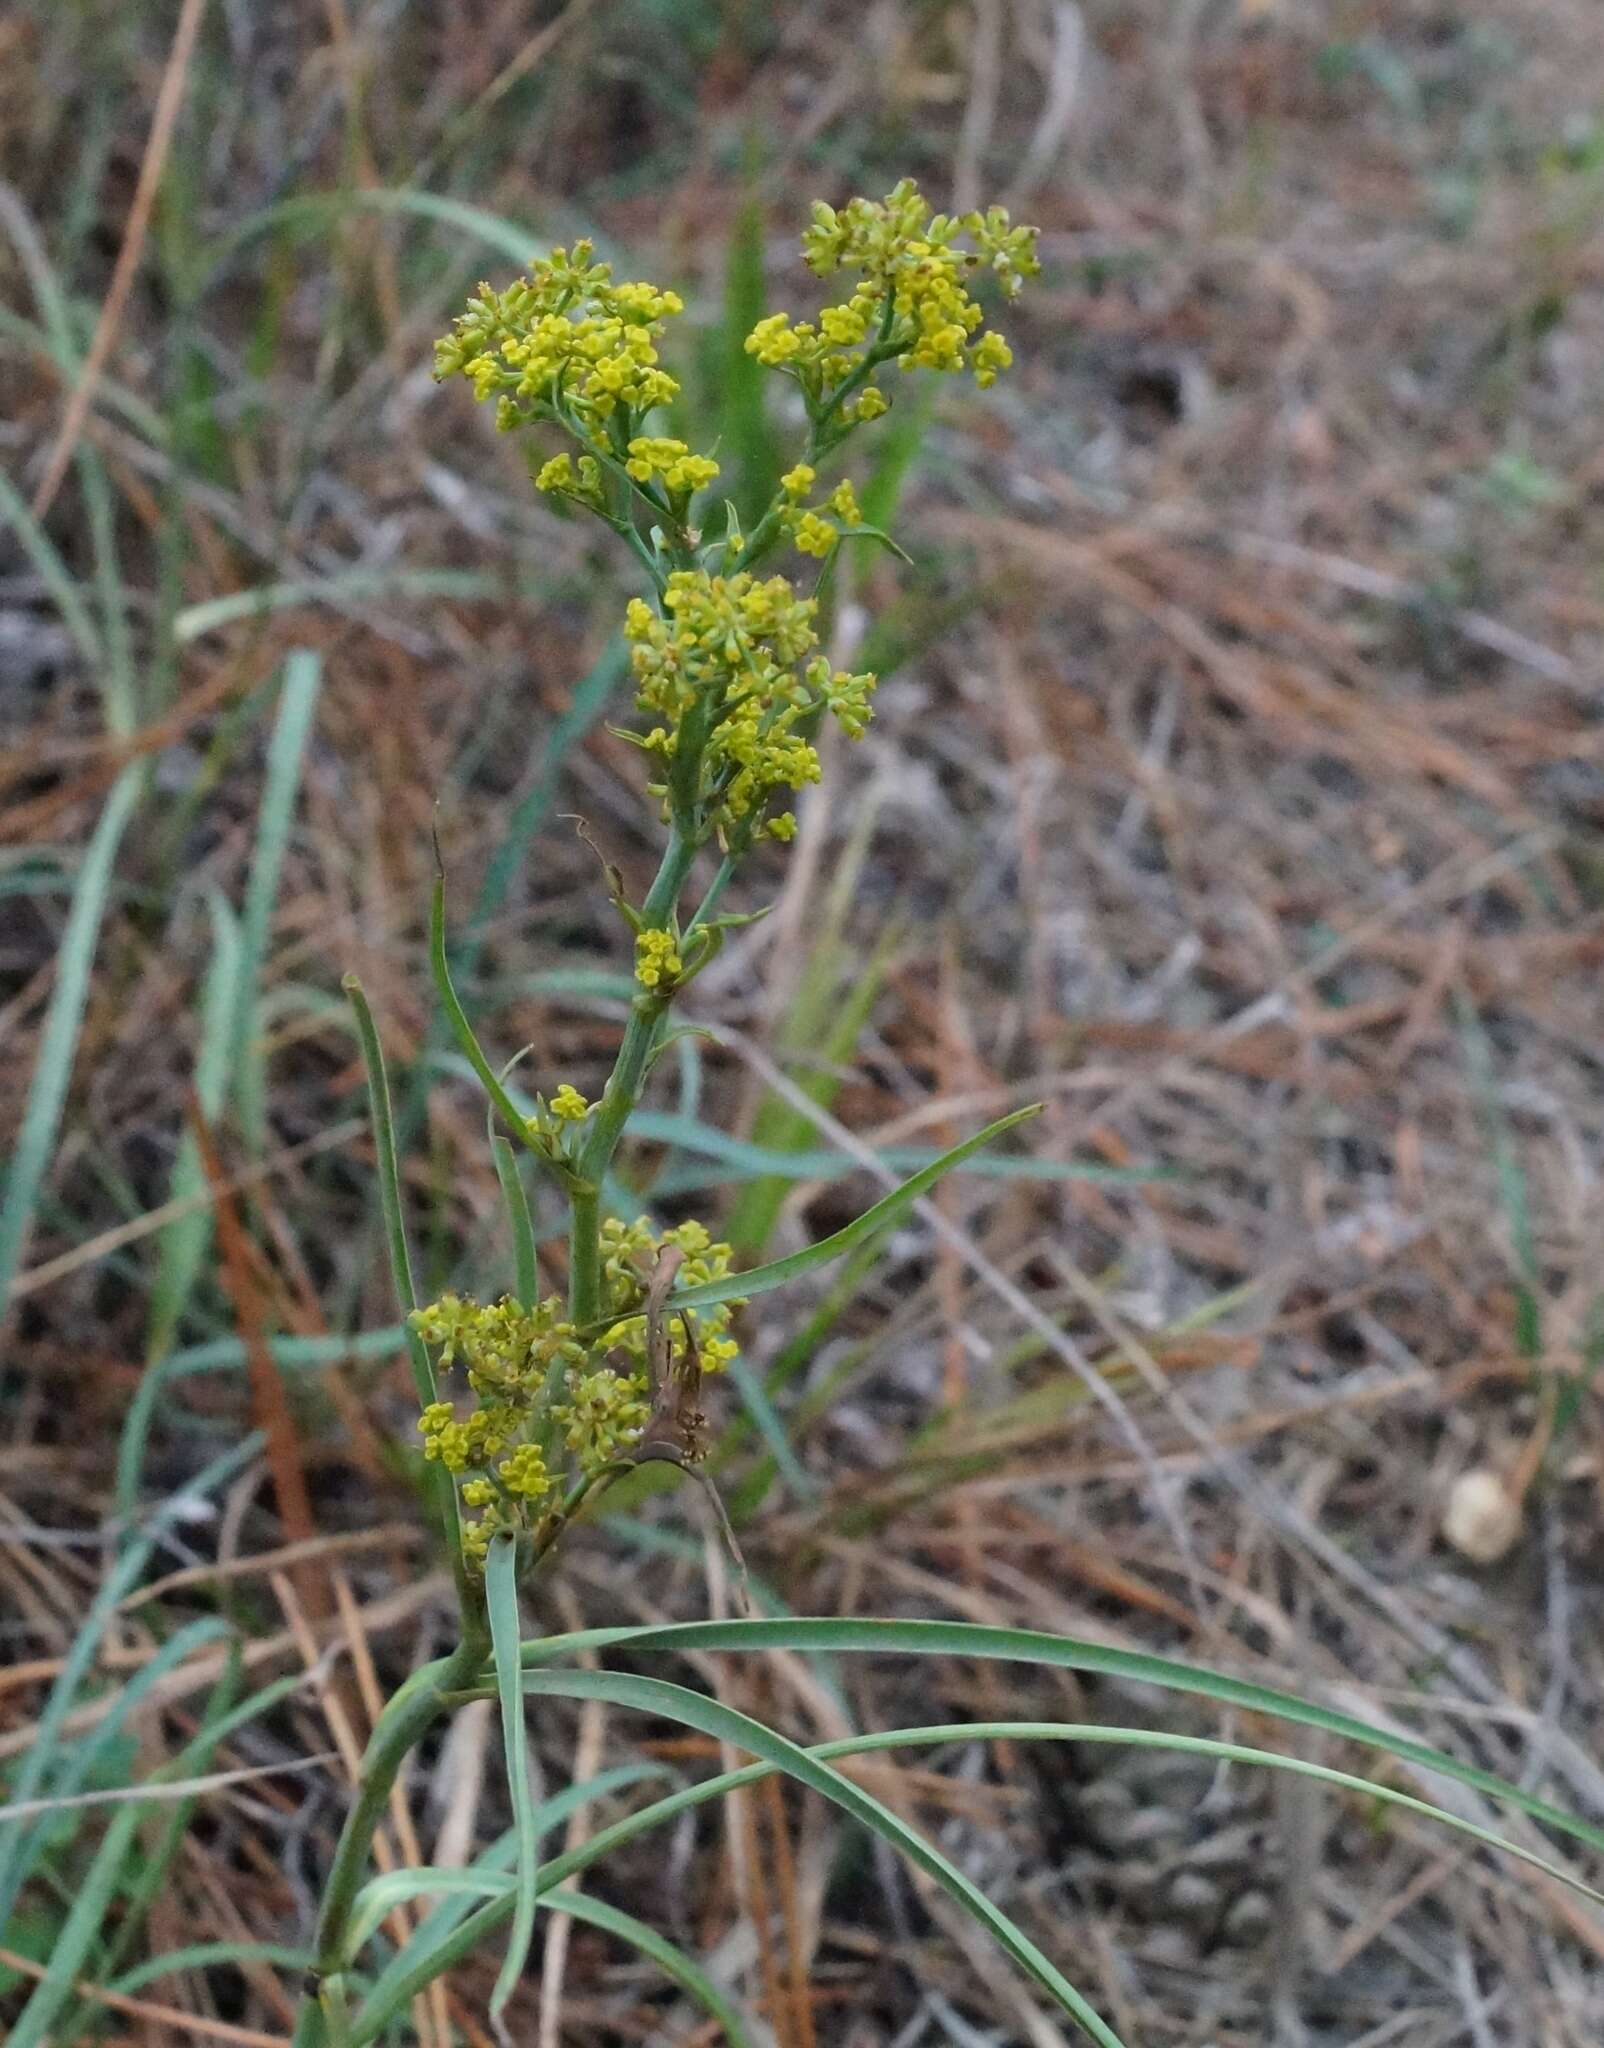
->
(487, 1536, 538, 2026)
(0, 761, 141, 1324)
(345, 975, 468, 1600)
(206, 187, 574, 276)
(0, 463, 102, 667)
(347, 1764, 671, 1985)
(541, 1886, 758, 2046)
(491, 1136, 539, 1308)
(3, 1616, 287, 2048)
(511, 1614, 1604, 1860)
(0, 1618, 230, 1922)
(350, 1696, 1604, 2048)
(105, 1943, 310, 1998)
(343, 980, 432, 1406)
(663, 1106, 1043, 1315)
(718, 195, 779, 524)
(518, 1670, 1124, 2048)
(630, 1112, 1164, 1192)
(233, 649, 321, 1146)
(147, 890, 242, 1359)
(470, 641, 630, 949)
(430, 877, 547, 1159)
(173, 567, 547, 645)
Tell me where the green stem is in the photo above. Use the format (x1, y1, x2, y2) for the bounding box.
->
(302, 1635, 484, 2000)
(567, 1182, 600, 1326)
(578, 826, 697, 1192)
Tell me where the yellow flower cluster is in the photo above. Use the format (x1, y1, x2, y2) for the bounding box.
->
(411, 1293, 586, 1565)
(534, 452, 604, 508)
(624, 437, 720, 496)
(598, 1214, 742, 1379)
(634, 928, 683, 990)
(435, 239, 683, 430)
(623, 570, 875, 844)
(549, 1084, 590, 1122)
(544, 1216, 743, 1474)
(781, 477, 864, 559)
(745, 180, 1038, 397)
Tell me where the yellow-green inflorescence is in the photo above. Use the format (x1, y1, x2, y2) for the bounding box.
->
(434, 239, 684, 433)
(624, 571, 876, 852)
(424, 186, 1036, 1571)
(747, 180, 1038, 395)
(410, 1220, 742, 1570)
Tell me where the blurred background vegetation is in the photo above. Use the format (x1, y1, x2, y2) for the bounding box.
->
(4, 1, 1604, 2041)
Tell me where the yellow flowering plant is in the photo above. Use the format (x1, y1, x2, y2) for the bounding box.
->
(288, 187, 1604, 2048)
(300, 184, 1048, 2043)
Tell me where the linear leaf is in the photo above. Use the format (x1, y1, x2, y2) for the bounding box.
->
(512, 1614, 1604, 1860)
(662, 1106, 1042, 1315)
(487, 1537, 537, 2025)
(0, 764, 142, 1314)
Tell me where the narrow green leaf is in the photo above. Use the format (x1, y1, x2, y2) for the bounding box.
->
(665, 1106, 1043, 1316)
(487, 1537, 538, 2025)
(173, 567, 543, 644)
(430, 876, 544, 1159)
(0, 764, 142, 1315)
(491, 1136, 539, 1309)
(3, 1573, 286, 2048)
(348, 1707, 1604, 2047)
(233, 649, 321, 1145)
(719, 195, 780, 523)
(147, 891, 242, 1359)
(206, 187, 573, 277)
(106, 1943, 310, 1998)
(542, 1887, 758, 2046)
(348, 1764, 671, 1989)
(518, 1670, 1124, 2047)
(512, 1615, 1604, 1861)
(0, 463, 102, 667)
(344, 980, 431, 1406)
(346, 975, 472, 1615)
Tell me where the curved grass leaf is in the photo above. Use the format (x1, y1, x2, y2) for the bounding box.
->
(486, 1538, 538, 2026)
(233, 650, 321, 1147)
(348, 1698, 1604, 2046)
(348, 1764, 672, 1996)
(540, 1886, 758, 2046)
(0, 764, 142, 1317)
(429, 876, 547, 1161)
(206, 188, 575, 276)
(6, 1665, 306, 2048)
(509, 1615, 1604, 1861)
(662, 1105, 1043, 1317)
(491, 1136, 539, 1309)
(517, 1669, 1126, 2048)
(173, 567, 545, 645)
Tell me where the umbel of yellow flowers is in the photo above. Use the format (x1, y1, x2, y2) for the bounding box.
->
(413, 1220, 741, 1567)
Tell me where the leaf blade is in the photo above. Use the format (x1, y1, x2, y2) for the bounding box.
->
(664, 1106, 1043, 1315)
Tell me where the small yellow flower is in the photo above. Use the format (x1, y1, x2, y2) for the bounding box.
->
(635, 928, 683, 989)
(848, 387, 889, 421)
(549, 1084, 590, 1122)
(827, 480, 862, 525)
(745, 312, 804, 365)
(791, 511, 836, 558)
(780, 463, 815, 499)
